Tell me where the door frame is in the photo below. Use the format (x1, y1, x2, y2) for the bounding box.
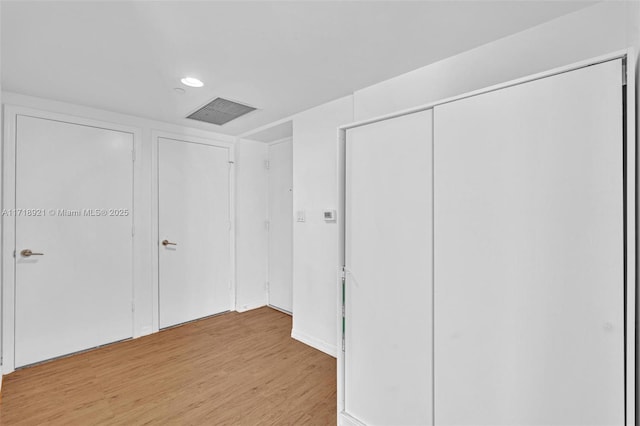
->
(151, 131, 236, 332)
(2, 105, 142, 374)
(337, 49, 636, 426)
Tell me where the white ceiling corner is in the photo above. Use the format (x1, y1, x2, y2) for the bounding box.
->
(1, 1, 596, 136)
(243, 120, 293, 143)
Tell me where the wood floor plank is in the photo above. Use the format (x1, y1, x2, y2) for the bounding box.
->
(0, 307, 336, 425)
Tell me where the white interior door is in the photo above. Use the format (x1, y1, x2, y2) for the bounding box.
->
(268, 139, 293, 313)
(15, 115, 134, 368)
(158, 137, 231, 329)
(344, 110, 433, 426)
(434, 59, 624, 425)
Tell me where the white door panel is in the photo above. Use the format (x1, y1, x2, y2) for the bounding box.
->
(158, 137, 230, 328)
(434, 59, 624, 425)
(15, 115, 134, 367)
(268, 139, 293, 313)
(345, 110, 433, 426)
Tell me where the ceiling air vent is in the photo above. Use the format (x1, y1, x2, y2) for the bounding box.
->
(187, 97, 257, 125)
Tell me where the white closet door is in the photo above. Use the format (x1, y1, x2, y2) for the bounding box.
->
(15, 115, 134, 367)
(268, 139, 293, 313)
(345, 110, 433, 426)
(434, 59, 624, 425)
(158, 138, 231, 328)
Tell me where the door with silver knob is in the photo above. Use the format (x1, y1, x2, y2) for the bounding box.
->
(158, 137, 231, 328)
(14, 115, 134, 368)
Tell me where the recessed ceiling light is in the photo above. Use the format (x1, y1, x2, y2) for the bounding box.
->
(181, 77, 204, 88)
(173, 87, 185, 94)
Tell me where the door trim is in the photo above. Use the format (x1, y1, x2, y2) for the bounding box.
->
(337, 49, 636, 426)
(150, 131, 235, 333)
(2, 105, 142, 374)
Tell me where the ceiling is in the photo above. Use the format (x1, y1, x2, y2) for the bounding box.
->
(246, 121, 293, 143)
(1, 1, 595, 136)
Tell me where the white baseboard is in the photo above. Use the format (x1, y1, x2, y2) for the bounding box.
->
(133, 325, 153, 339)
(291, 328, 337, 358)
(267, 304, 292, 315)
(339, 412, 366, 426)
(236, 301, 267, 313)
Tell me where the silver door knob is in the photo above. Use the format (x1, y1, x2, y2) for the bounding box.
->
(161, 240, 177, 246)
(21, 249, 44, 257)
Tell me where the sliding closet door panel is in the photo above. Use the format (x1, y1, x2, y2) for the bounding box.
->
(345, 110, 433, 426)
(434, 59, 624, 425)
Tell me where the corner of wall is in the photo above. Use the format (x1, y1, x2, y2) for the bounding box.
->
(236, 301, 267, 313)
(353, 1, 633, 122)
(291, 328, 337, 358)
(290, 94, 353, 358)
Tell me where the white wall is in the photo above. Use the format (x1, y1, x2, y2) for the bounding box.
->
(235, 138, 269, 311)
(291, 95, 353, 356)
(0, 92, 265, 349)
(281, 0, 640, 360)
(354, 1, 639, 121)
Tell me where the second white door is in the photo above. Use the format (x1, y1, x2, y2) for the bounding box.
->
(268, 139, 293, 313)
(158, 137, 231, 328)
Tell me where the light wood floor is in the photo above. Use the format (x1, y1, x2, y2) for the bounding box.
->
(0, 307, 336, 425)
